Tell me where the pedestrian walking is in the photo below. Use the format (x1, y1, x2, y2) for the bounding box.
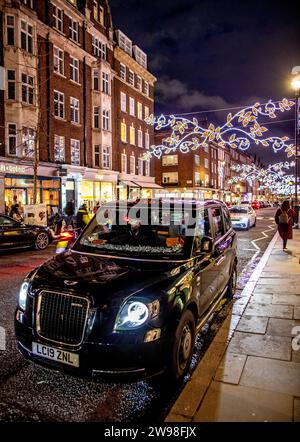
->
(9, 204, 23, 222)
(76, 203, 90, 231)
(64, 199, 75, 227)
(93, 201, 100, 214)
(275, 200, 295, 251)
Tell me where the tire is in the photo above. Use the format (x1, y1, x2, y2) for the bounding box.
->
(35, 232, 49, 250)
(253, 218, 256, 227)
(224, 264, 237, 299)
(246, 221, 250, 231)
(168, 310, 196, 381)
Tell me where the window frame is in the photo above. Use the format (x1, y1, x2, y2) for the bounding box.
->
(70, 56, 79, 83)
(53, 6, 64, 33)
(54, 134, 65, 163)
(53, 46, 64, 75)
(7, 123, 17, 156)
(6, 15, 15, 46)
(20, 20, 33, 53)
(7, 69, 16, 100)
(101, 146, 111, 169)
(70, 138, 80, 165)
(70, 96, 80, 124)
(54, 90, 65, 119)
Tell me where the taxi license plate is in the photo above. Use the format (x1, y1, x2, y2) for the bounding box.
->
(32, 342, 79, 368)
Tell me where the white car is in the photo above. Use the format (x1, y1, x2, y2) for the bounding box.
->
(229, 206, 256, 230)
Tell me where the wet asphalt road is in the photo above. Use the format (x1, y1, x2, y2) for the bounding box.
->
(0, 208, 276, 422)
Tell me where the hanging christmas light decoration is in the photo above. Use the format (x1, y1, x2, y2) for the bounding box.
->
(229, 161, 295, 185)
(143, 98, 295, 160)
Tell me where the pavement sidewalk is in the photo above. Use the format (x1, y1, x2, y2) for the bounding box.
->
(166, 230, 300, 422)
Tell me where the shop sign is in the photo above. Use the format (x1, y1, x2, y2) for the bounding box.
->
(23, 204, 48, 227)
(95, 174, 104, 181)
(0, 163, 27, 174)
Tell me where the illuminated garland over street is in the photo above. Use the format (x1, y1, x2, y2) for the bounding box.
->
(258, 175, 295, 195)
(229, 161, 295, 185)
(143, 98, 295, 160)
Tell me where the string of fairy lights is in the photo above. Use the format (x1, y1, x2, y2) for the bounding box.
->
(143, 98, 296, 160)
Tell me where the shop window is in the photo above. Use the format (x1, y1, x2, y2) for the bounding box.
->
(101, 146, 111, 169)
(8, 123, 17, 156)
(54, 134, 65, 162)
(21, 20, 33, 53)
(70, 57, 79, 83)
(71, 139, 80, 165)
(94, 145, 100, 167)
(22, 127, 35, 157)
(53, 6, 64, 33)
(6, 15, 15, 46)
(53, 46, 64, 75)
(22, 74, 34, 104)
(7, 70, 16, 100)
(121, 153, 127, 173)
(70, 97, 80, 124)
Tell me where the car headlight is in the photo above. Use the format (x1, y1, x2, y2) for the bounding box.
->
(18, 281, 29, 310)
(114, 299, 160, 331)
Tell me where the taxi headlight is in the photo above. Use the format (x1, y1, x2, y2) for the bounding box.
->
(18, 281, 29, 310)
(114, 299, 160, 331)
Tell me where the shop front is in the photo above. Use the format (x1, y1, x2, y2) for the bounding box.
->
(0, 159, 61, 215)
(117, 174, 163, 200)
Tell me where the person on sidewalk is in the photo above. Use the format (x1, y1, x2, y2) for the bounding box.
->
(64, 199, 75, 228)
(275, 200, 295, 250)
(76, 203, 90, 231)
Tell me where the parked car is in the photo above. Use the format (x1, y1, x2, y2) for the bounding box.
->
(229, 206, 256, 230)
(15, 199, 237, 381)
(251, 201, 260, 210)
(0, 214, 52, 251)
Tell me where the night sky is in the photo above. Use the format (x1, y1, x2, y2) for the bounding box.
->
(109, 0, 299, 164)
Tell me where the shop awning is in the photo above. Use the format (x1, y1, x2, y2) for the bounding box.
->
(120, 180, 141, 188)
(131, 181, 163, 189)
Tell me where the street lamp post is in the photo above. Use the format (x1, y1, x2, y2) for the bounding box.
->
(291, 72, 300, 228)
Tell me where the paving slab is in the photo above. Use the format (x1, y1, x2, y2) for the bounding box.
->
(272, 295, 300, 306)
(240, 356, 300, 396)
(244, 302, 293, 319)
(214, 353, 247, 384)
(258, 278, 300, 285)
(292, 350, 300, 363)
(254, 285, 300, 295)
(267, 318, 300, 337)
(227, 332, 291, 360)
(294, 307, 300, 320)
(236, 316, 269, 334)
(250, 293, 273, 303)
(193, 381, 293, 422)
(294, 398, 300, 422)
(260, 272, 300, 278)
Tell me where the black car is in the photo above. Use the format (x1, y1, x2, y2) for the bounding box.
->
(15, 199, 237, 381)
(0, 214, 52, 251)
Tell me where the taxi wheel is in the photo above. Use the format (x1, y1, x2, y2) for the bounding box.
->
(169, 310, 195, 381)
(225, 264, 237, 299)
(35, 232, 49, 250)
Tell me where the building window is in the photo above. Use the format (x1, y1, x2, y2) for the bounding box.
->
(21, 0, 33, 8)
(53, 6, 64, 33)
(102, 146, 111, 169)
(120, 63, 126, 81)
(129, 97, 135, 116)
(102, 72, 110, 94)
(54, 90, 64, 118)
(53, 46, 64, 75)
(8, 123, 17, 155)
(93, 106, 100, 129)
(6, 15, 15, 45)
(21, 20, 33, 53)
(128, 70, 134, 86)
(71, 139, 80, 165)
(162, 155, 178, 166)
(70, 97, 80, 124)
(54, 135, 65, 162)
(22, 127, 35, 157)
(129, 126, 135, 145)
(137, 102, 143, 120)
(69, 18, 79, 43)
(22, 74, 34, 104)
(138, 158, 143, 175)
(92, 36, 106, 60)
(93, 0, 98, 20)
(145, 132, 150, 149)
(144, 106, 149, 119)
(143, 81, 149, 96)
(195, 154, 200, 166)
(118, 31, 132, 55)
(121, 92, 127, 112)
(195, 172, 201, 186)
(133, 46, 147, 68)
(121, 153, 127, 173)
(204, 145, 209, 153)
(136, 75, 142, 91)
(205, 158, 209, 169)
(7, 70, 16, 100)
(205, 174, 209, 186)
(94, 144, 100, 167)
(138, 129, 143, 148)
(92, 69, 100, 90)
(99, 6, 104, 25)
(130, 155, 135, 174)
(121, 122, 127, 143)
(145, 160, 150, 177)
(162, 172, 178, 184)
(102, 110, 110, 131)
(70, 57, 79, 83)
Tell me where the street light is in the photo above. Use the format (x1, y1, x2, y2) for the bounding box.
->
(291, 68, 300, 228)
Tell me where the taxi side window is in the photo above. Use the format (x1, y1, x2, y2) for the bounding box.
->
(193, 209, 211, 254)
(0, 216, 16, 227)
(222, 207, 232, 232)
(211, 207, 225, 239)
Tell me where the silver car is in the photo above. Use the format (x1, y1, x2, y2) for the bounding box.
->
(229, 206, 256, 230)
